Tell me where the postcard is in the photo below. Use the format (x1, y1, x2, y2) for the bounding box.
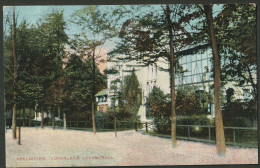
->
(3, 2, 258, 167)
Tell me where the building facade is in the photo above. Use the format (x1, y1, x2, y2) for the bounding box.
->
(95, 89, 108, 112)
(107, 47, 256, 122)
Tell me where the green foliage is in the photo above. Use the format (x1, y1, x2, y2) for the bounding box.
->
(218, 5, 257, 99)
(64, 54, 106, 111)
(119, 70, 142, 120)
(177, 115, 213, 125)
(176, 86, 210, 115)
(222, 101, 257, 127)
(103, 68, 119, 75)
(147, 86, 213, 132)
(95, 110, 138, 130)
(109, 5, 189, 72)
(66, 110, 92, 122)
(17, 81, 44, 107)
(146, 87, 171, 127)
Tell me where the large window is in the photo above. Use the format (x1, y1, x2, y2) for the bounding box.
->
(176, 48, 213, 85)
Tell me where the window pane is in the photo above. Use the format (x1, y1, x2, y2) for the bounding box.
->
(207, 59, 212, 71)
(197, 52, 202, 60)
(182, 56, 186, 64)
(202, 50, 208, 59)
(183, 77, 186, 84)
(191, 54, 196, 62)
(202, 59, 208, 72)
(187, 55, 191, 62)
(192, 62, 196, 75)
(197, 74, 202, 83)
(175, 77, 179, 85)
(187, 63, 192, 75)
(187, 76, 192, 83)
(209, 72, 213, 80)
(197, 61, 202, 74)
(207, 49, 212, 58)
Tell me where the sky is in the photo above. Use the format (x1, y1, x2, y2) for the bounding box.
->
(3, 5, 223, 73)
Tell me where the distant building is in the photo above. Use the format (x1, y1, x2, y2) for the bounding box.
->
(95, 89, 108, 112)
(107, 46, 256, 122)
(107, 57, 170, 122)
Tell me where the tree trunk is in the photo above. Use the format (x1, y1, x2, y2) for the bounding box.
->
(204, 4, 226, 156)
(18, 108, 21, 145)
(58, 107, 61, 120)
(63, 112, 66, 129)
(41, 105, 44, 128)
(11, 7, 17, 139)
(114, 117, 117, 137)
(166, 4, 177, 148)
(4, 91, 6, 133)
(23, 105, 25, 127)
(29, 108, 31, 127)
(92, 49, 96, 134)
(52, 107, 55, 129)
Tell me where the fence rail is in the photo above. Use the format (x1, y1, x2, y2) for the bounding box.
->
(145, 123, 257, 148)
(8, 119, 257, 148)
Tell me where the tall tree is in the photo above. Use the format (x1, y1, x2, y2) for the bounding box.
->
(11, 7, 18, 139)
(71, 6, 118, 133)
(215, 4, 257, 99)
(204, 4, 226, 155)
(120, 70, 142, 120)
(38, 10, 68, 128)
(166, 4, 177, 147)
(63, 54, 106, 127)
(109, 5, 194, 147)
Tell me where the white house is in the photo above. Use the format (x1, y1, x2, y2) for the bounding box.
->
(107, 44, 256, 122)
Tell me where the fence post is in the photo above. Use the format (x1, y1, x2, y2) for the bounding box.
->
(188, 126, 190, 140)
(208, 126, 211, 140)
(145, 122, 148, 132)
(135, 122, 138, 131)
(233, 129, 236, 144)
(77, 122, 78, 128)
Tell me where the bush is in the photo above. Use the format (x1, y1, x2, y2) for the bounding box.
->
(95, 109, 139, 130)
(146, 86, 213, 133)
(146, 87, 171, 133)
(222, 101, 257, 127)
(176, 86, 210, 116)
(177, 115, 213, 126)
(67, 111, 92, 122)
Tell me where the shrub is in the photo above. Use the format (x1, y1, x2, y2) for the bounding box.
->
(146, 87, 171, 133)
(177, 115, 213, 126)
(176, 86, 210, 116)
(222, 100, 257, 127)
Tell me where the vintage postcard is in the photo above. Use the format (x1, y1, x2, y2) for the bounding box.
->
(3, 2, 258, 167)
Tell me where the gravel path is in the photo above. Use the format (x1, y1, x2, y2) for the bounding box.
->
(5, 127, 258, 167)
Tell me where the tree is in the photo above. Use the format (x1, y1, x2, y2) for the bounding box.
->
(38, 10, 68, 129)
(11, 7, 18, 139)
(71, 6, 118, 133)
(204, 4, 226, 156)
(176, 86, 209, 116)
(64, 54, 106, 127)
(216, 4, 257, 99)
(120, 70, 142, 120)
(146, 87, 171, 133)
(109, 5, 194, 147)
